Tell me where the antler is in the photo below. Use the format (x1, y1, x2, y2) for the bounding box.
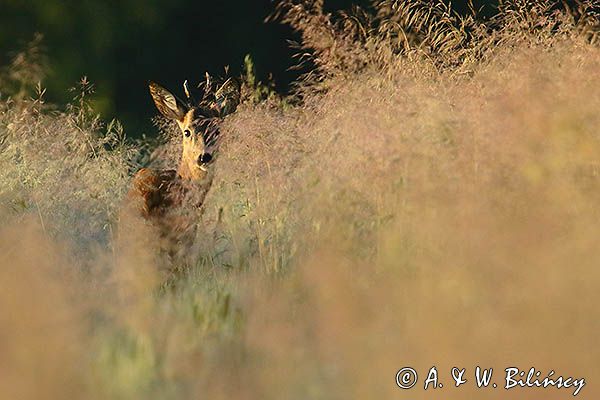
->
(183, 80, 197, 106)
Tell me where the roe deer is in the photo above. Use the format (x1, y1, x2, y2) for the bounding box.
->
(126, 76, 240, 257)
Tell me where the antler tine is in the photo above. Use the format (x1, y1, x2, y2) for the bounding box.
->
(183, 80, 191, 99)
(203, 72, 214, 99)
(183, 80, 198, 105)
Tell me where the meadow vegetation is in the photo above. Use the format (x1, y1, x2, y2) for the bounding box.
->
(0, 1, 599, 399)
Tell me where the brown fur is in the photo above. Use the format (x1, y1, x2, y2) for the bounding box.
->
(129, 168, 180, 218)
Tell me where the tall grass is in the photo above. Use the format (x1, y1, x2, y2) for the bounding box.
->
(1, 1, 599, 398)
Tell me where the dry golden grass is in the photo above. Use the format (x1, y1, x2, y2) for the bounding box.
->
(0, 1, 599, 398)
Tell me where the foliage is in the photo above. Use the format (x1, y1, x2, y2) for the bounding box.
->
(274, 0, 599, 86)
(241, 54, 278, 104)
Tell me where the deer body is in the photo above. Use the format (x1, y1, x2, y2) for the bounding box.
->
(130, 168, 189, 218)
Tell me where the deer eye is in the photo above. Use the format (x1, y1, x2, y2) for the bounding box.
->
(184, 129, 191, 137)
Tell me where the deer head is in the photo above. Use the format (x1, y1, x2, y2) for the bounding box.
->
(148, 78, 240, 181)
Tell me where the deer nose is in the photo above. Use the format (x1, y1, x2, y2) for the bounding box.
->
(198, 153, 212, 165)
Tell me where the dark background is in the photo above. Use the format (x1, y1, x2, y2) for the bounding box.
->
(0, 0, 497, 136)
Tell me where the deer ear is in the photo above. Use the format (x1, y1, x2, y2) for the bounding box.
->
(148, 81, 187, 121)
